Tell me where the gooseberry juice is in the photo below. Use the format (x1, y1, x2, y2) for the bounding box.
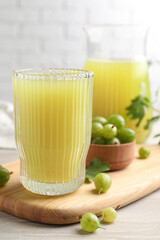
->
(84, 59, 151, 143)
(13, 71, 93, 195)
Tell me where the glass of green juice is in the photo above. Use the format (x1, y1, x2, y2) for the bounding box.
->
(12, 68, 93, 195)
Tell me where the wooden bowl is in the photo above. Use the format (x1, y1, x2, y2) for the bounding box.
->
(86, 140, 136, 170)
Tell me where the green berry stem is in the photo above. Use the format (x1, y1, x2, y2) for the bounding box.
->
(98, 226, 105, 230)
(99, 188, 103, 194)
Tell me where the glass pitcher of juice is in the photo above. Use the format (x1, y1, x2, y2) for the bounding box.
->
(84, 25, 151, 143)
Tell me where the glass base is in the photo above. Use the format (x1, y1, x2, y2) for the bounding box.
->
(20, 176, 84, 196)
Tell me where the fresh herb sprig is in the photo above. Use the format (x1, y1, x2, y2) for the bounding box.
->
(86, 158, 110, 182)
(126, 83, 160, 144)
(126, 95, 150, 127)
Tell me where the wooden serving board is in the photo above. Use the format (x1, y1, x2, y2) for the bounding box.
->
(0, 145, 160, 225)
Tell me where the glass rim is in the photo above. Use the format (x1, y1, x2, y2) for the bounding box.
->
(12, 68, 94, 79)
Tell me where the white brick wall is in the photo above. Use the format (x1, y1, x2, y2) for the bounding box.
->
(0, 0, 160, 101)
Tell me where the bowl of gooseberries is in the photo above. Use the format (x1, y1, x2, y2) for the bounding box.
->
(86, 114, 136, 170)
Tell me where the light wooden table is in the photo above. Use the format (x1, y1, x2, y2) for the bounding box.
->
(0, 149, 160, 240)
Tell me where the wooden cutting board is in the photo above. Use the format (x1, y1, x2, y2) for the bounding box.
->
(0, 145, 160, 225)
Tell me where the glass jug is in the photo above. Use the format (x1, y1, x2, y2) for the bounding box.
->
(84, 24, 151, 143)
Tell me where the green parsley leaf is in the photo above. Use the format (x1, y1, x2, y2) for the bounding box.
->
(126, 95, 150, 127)
(126, 83, 150, 127)
(126, 83, 160, 144)
(154, 133, 160, 138)
(85, 158, 110, 182)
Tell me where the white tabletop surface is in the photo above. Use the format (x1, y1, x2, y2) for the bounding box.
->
(0, 102, 160, 239)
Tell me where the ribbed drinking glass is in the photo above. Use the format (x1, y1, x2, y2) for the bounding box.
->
(12, 68, 93, 195)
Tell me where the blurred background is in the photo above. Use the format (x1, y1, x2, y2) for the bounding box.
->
(1, 0, 160, 101)
(0, 0, 160, 148)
